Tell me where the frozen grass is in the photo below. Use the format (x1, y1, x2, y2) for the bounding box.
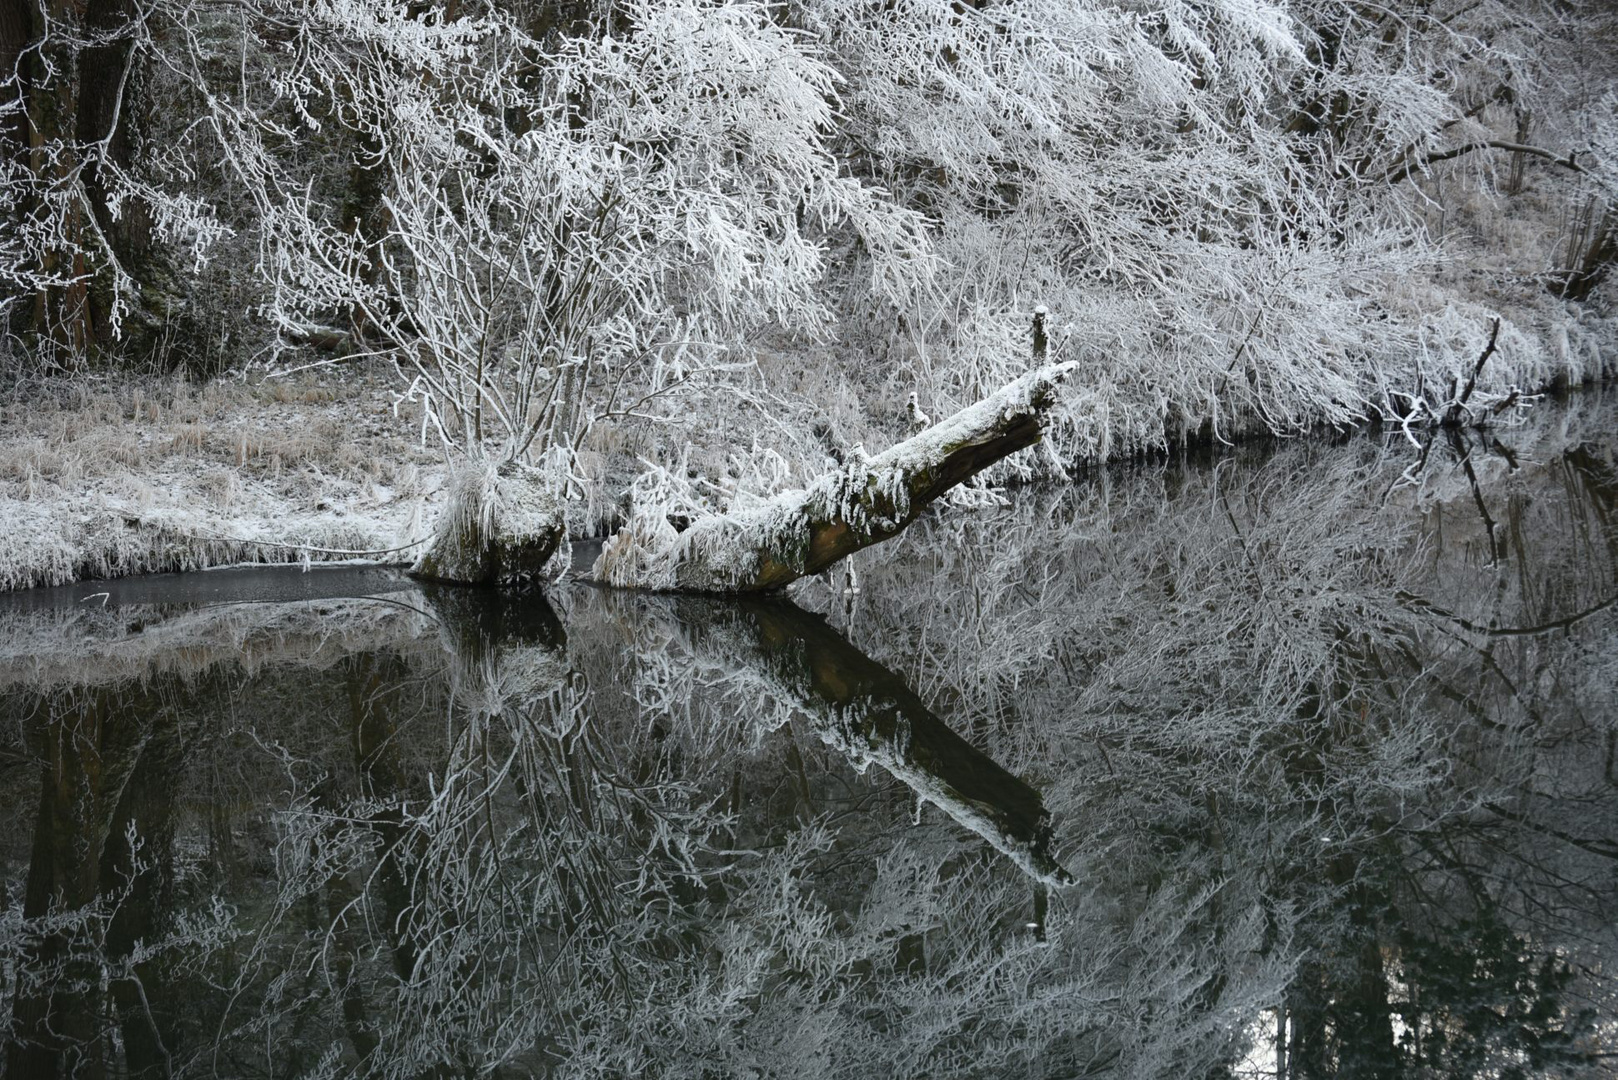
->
(0, 365, 445, 592)
(411, 457, 565, 583)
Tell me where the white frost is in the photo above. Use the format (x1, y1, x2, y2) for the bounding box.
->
(592, 362, 1076, 592)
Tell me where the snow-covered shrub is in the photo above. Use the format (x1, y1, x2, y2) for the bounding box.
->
(4, 0, 1616, 570)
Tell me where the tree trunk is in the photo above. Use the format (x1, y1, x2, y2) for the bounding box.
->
(409, 460, 565, 585)
(25, 0, 91, 359)
(0, 0, 28, 151)
(1554, 212, 1613, 303)
(75, 0, 148, 350)
(593, 361, 1077, 592)
(2, 0, 148, 360)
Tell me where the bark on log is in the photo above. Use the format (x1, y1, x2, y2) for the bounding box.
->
(593, 362, 1077, 592)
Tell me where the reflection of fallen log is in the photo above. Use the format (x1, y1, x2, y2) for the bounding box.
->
(594, 363, 1077, 592)
(638, 591, 1071, 886)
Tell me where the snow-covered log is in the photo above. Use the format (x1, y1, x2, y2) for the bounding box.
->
(593, 362, 1078, 592)
(410, 460, 565, 585)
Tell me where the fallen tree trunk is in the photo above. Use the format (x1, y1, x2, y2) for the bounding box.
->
(593, 361, 1077, 592)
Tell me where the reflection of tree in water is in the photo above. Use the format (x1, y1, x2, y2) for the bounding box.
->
(799, 393, 1618, 1078)
(0, 395, 1614, 1078)
(3, 680, 185, 1078)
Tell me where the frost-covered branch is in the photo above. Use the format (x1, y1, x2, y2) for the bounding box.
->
(1384, 140, 1586, 186)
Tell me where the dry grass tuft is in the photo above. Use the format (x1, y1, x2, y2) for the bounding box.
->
(168, 423, 206, 453)
(260, 380, 340, 405)
(0, 364, 444, 591)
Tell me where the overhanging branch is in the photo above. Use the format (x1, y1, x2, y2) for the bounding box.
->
(1385, 140, 1583, 186)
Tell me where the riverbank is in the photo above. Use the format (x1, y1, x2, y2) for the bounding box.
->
(0, 366, 442, 591)
(2, 350, 1614, 594)
(3, 385, 1614, 1080)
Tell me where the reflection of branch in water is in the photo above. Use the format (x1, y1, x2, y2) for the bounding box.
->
(1452, 434, 1502, 565)
(659, 593, 1072, 889)
(419, 583, 567, 658)
(5, 682, 191, 1078)
(4, 396, 1615, 1080)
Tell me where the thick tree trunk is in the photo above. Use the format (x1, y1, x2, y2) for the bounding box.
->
(2, 0, 148, 358)
(75, 0, 147, 347)
(25, 0, 91, 359)
(409, 460, 565, 585)
(593, 361, 1077, 592)
(0, 0, 28, 151)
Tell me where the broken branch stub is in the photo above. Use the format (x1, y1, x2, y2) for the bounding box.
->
(593, 362, 1078, 592)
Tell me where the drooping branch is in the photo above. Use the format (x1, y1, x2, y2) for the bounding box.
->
(1384, 140, 1583, 186)
(592, 361, 1078, 592)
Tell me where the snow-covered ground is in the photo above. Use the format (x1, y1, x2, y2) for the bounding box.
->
(2, 298, 1612, 596)
(0, 365, 446, 591)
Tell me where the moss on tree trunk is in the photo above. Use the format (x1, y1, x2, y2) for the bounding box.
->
(409, 460, 565, 586)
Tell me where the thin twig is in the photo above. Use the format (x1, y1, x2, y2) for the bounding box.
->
(1443, 317, 1500, 426)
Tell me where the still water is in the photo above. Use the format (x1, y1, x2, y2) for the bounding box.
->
(1, 396, 1615, 1078)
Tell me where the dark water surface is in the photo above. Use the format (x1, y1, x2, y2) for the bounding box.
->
(2, 397, 1616, 1078)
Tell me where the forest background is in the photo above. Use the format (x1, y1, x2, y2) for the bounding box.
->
(1, 0, 1615, 588)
